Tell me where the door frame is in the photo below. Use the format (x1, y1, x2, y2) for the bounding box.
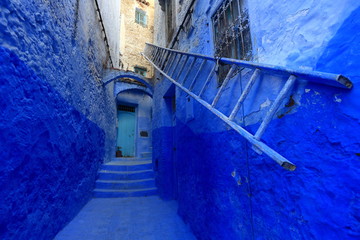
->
(116, 103, 138, 157)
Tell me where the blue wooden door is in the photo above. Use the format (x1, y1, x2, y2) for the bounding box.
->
(117, 110, 136, 157)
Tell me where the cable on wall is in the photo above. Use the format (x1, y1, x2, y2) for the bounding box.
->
(94, 0, 114, 68)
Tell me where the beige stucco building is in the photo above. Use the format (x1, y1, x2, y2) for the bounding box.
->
(120, 0, 155, 78)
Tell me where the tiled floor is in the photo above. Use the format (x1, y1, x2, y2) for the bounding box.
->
(55, 196, 196, 240)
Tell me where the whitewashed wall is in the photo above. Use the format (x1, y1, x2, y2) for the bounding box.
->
(98, 0, 121, 67)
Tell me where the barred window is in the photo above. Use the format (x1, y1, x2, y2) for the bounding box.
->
(212, 0, 252, 60)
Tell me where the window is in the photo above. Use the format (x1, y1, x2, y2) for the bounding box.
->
(134, 66, 147, 77)
(212, 0, 252, 60)
(135, 8, 147, 27)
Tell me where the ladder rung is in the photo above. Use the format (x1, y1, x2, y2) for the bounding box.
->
(152, 47, 159, 61)
(174, 55, 189, 81)
(152, 49, 158, 63)
(212, 65, 237, 107)
(229, 68, 261, 121)
(147, 47, 155, 59)
(254, 74, 297, 140)
(164, 52, 176, 74)
(163, 52, 173, 72)
(155, 49, 163, 65)
(158, 49, 166, 65)
(180, 57, 196, 85)
(189, 59, 207, 91)
(150, 47, 157, 59)
(160, 50, 171, 69)
(199, 63, 216, 97)
(169, 54, 182, 77)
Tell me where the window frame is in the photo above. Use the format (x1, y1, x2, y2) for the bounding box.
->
(134, 66, 147, 77)
(135, 8, 147, 27)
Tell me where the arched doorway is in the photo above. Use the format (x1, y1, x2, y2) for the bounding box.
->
(115, 88, 153, 159)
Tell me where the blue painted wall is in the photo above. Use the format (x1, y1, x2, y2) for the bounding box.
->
(0, 46, 104, 239)
(152, 82, 178, 199)
(0, 0, 117, 239)
(0, 0, 117, 161)
(154, 0, 360, 239)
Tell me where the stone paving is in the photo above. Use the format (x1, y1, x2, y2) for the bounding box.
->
(55, 196, 196, 240)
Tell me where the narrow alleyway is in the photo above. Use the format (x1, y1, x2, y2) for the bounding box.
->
(54, 196, 196, 240)
(1, 0, 359, 239)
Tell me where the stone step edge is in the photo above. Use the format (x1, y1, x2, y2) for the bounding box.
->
(111, 157, 152, 161)
(93, 187, 157, 193)
(103, 160, 152, 166)
(96, 178, 155, 184)
(99, 169, 153, 174)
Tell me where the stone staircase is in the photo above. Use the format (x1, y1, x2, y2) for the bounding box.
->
(93, 158, 157, 198)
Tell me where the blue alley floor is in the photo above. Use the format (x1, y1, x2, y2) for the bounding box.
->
(54, 196, 196, 240)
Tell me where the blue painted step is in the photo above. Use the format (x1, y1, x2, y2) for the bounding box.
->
(93, 188, 157, 198)
(95, 178, 155, 190)
(101, 159, 152, 171)
(98, 169, 154, 181)
(94, 158, 157, 198)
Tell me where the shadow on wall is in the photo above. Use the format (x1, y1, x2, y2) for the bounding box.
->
(0, 47, 105, 240)
(170, 7, 360, 240)
(316, 6, 360, 120)
(316, 6, 360, 77)
(153, 84, 177, 200)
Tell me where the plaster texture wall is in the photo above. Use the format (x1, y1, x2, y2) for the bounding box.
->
(0, 0, 119, 238)
(117, 90, 153, 158)
(97, 0, 121, 68)
(0, 0, 117, 162)
(0, 46, 104, 240)
(154, 0, 167, 47)
(154, 0, 193, 48)
(120, 0, 155, 77)
(115, 81, 153, 99)
(152, 82, 177, 199)
(153, 0, 360, 239)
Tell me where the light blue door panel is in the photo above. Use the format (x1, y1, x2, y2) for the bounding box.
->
(117, 110, 135, 157)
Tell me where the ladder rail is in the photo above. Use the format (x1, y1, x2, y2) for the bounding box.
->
(142, 52, 297, 171)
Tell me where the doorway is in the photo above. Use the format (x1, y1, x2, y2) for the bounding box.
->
(117, 105, 136, 157)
